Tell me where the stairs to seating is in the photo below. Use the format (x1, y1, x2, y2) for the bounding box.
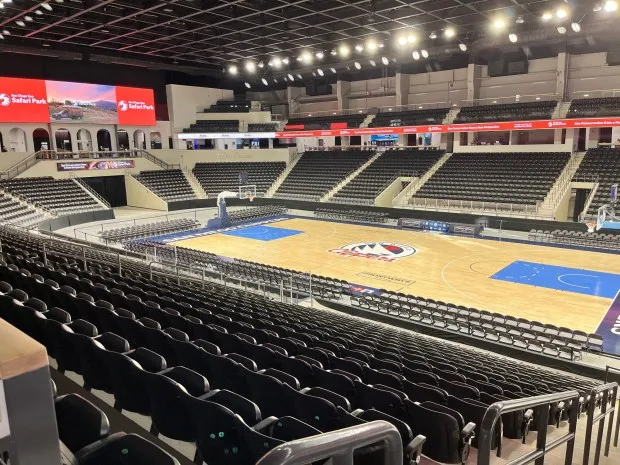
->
(265, 153, 302, 197)
(393, 152, 452, 206)
(72, 178, 111, 209)
(553, 102, 571, 119)
(322, 152, 383, 201)
(443, 108, 460, 124)
(183, 168, 208, 199)
(579, 182, 600, 221)
(360, 114, 376, 128)
(537, 153, 585, 219)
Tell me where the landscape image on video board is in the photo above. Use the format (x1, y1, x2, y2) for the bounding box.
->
(46, 81, 118, 124)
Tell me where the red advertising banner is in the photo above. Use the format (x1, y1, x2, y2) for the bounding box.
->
(115, 86, 156, 126)
(57, 160, 135, 172)
(0, 77, 156, 125)
(275, 117, 620, 138)
(0, 77, 49, 123)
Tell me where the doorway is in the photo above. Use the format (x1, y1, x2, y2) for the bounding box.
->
(32, 128, 51, 151)
(80, 176, 127, 207)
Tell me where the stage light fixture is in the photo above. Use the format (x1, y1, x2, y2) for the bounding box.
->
(283, 77, 288, 82)
(257, 61, 264, 68)
(261, 78, 268, 85)
(331, 49, 337, 56)
(378, 42, 384, 48)
(245, 61, 255, 72)
(516, 15, 524, 24)
(282, 57, 289, 64)
(556, 8, 568, 19)
(355, 44, 364, 52)
(35, 10, 43, 15)
(244, 82, 251, 89)
(398, 36, 407, 46)
(330, 68, 337, 73)
(571, 22, 581, 32)
(459, 43, 467, 51)
(369, 59, 376, 67)
(273, 57, 282, 67)
(557, 26, 567, 34)
(445, 27, 455, 38)
(316, 51, 324, 59)
(367, 39, 378, 50)
(42, 3, 53, 11)
(228, 65, 238, 75)
(381, 56, 389, 65)
(509, 33, 518, 42)
(493, 19, 505, 29)
(0, 34, 3, 39)
(297, 74, 303, 79)
(354, 61, 361, 69)
(268, 60, 274, 67)
(593, 3, 602, 11)
(412, 51, 420, 60)
(421, 49, 429, 58)
(301, 52, 312, 63)
(407, 34, 416, 43)
(339, 44, 350, 57)
(317, 69, 324, 76)
(605, 0, 618, 12)
(542, 11, 552, 21)
(429, 31, 437, 39)
(287, 73, 294, 81)
(273, 78, 278, 83)
(24, 15, 33, 21)
(2, 30, 10, 35)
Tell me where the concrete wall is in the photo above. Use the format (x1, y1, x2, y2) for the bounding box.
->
(0, 152, 32, 172)
(348, 96, 395, 110)
(408, 68, 468, 106)
(166, 84, 234, 132)
(453, 142, 572, 153)
(375, 176, 412, 207)
(478, 57, 558, 101)
(350, 77, 396, 94)
(151, 148, 294, 169)
(298, 100, 339, 115)
(15, 157, 162, 179)
(125, 174, 167, 211)
(568, 52, 620, 97)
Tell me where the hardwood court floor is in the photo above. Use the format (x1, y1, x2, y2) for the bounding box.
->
(171, 218, 620, 333)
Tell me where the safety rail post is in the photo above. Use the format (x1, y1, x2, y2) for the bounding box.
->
(256, 421, 404, 465)
(477, 390, 580, 465)
(583, 381, 619, 465)
(605, 367, 620, 448)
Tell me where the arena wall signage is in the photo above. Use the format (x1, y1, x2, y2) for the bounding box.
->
(56, 160, 135, 172)
(0, 77, 156, 125)
(178, 117, 620, 140)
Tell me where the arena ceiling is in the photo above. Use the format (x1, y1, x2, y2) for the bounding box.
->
(0, 0, 619, 82)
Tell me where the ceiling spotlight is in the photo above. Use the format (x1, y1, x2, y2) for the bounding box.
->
(594, 3, 602, 11)
(556, 8, 568, 19)
(273, 78, 278, 83)
(493, 19, 505, 29)
(0, 34, 3, 40)
(35, 10, 43, 15)
(557, 26, 567, 34)
(355, 44, 364, 52)
(571, 22, 581, 32)
(509, 33, 518, 42)
(367, 39, 378, 51)
(287, 73, 294, 81)
(398, 36, 407, 46)
(282, 57, 289, 64)
(516, 15, 524, 24)
(273, 57, 282, 67)
(245, 61, 255, 72)
(354, 61, 361, 70)
(267, 60, 274, 67)
(369, 59, 376, 67)
(412, 51, 420, 60)
(296, 56, 302, 62)
(24, 16, 33, 21)
(42, 3, 53, 11)
(458, 43, 467, 51)
(2, 30, 10, 36)
(311, 71, 316, 77)
(228, 65, 238, 75)
(407, 34, 416, 43)
(283, 77, 288, 82)
(331, 49, 337, 56)
(381, 56, 389, 65)
(317, 69, 324, 76)
(605, 0, 618, 12)
(542, 11, 553, 21)
(378, 42, 384, 48)
(16, 20, 25, 26)
(257, 61, 264, 68)
(297, 74, 302, 79)
(339, 44, 350, 57)
(330, 68, 336, 73)
(244, 82, 251, 89)
(316, 51, 324, 59)
(261, 78, 268, 85)
(421, 49, 429, 58)
(429, 31, 437, 39)
(301, 52, 312, 63)
(445, 27, 455, 38)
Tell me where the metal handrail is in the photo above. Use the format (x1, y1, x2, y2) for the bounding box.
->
(583, 381, 619, 465)
(478, 390, 580, 465)
(256, 421, 404, 465)
(73, 178, 112, 209)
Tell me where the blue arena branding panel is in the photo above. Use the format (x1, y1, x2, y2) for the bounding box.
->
(491, 260, 620, 298)
(596, 292, 620, 355)
(221, 225, 303, 241)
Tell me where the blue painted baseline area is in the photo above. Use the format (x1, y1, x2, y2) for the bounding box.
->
(221, 225, 303, 242)
(491, 260, 620, 299)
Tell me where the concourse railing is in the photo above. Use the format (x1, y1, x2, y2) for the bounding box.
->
(582, 376, 620, 465)
(477, 390, 580, 465)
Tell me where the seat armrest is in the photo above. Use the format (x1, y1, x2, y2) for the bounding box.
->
(252, 416, 279, 432)
(460, 422, 476, 442)
(408, 434, 426, 458)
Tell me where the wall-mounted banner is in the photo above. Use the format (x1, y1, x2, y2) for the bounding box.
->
(57, 160, 135, 172)
(0, 77, 156, 125)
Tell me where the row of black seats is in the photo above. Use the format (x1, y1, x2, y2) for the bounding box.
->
(229, 205, 288, 224)
(315, 208, 389, 224)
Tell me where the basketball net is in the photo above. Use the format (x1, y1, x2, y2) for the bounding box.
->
(586, 221, 597, 233)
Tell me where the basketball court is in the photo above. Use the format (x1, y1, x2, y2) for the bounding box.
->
(169, 217, 620, 333)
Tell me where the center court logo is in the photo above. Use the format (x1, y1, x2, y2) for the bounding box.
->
(328, 242, 416, 262)
(0, 94, 10, 107)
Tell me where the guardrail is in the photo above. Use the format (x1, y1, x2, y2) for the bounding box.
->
(478, 390, 580, 465)
(409, 197, 543, 218)
(462, 93, 560, 107)
(583, 380, 619, 465)
(0, 152, 39, 180)
(256, 421, 406, 465)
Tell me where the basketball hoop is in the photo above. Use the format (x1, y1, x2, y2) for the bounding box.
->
(586, 221, 597, 233)
(245, 194, 254, 202)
